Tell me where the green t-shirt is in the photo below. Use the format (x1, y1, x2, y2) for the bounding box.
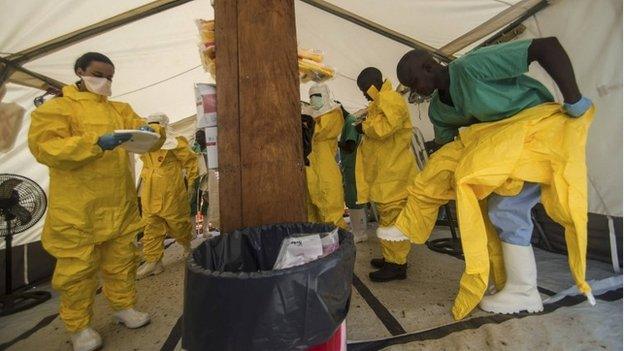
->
(429, 39, 554, 144)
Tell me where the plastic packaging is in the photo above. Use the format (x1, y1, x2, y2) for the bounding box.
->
(321, 228, 340, 256)
(195, 19, 215, 43)
(298, 47, 335, 83)
(196, 19, 216, 78)
(272, 228, 340, 270)
(273, 233, 323, 269)
(298, 48, 324, 63)
(299, 58, 335, 83)
(182, 223, 355, 351)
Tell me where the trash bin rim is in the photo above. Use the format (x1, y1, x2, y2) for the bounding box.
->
(186, 222, 354, 279)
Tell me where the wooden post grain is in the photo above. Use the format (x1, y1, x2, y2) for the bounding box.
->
(215, 0, 306, 232)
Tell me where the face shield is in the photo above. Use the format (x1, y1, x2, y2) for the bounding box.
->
(308, 83, 339, 118)
(147, 113, 170, 127)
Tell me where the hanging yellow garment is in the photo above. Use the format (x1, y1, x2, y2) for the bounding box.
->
(394, 103, 594, 320)
(306, 107, 347, 229)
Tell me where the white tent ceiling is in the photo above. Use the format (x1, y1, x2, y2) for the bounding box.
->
(1, 0, 545, 121)
(0, 0, 621, 247)
(318, 0, 519, 53)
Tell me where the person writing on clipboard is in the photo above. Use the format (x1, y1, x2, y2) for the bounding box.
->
(28, 52, 165, 351)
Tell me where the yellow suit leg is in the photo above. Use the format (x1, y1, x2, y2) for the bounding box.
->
(100, 232, 137, 311)
(165, 215, 193, 249)
(52, 245, 99, 332)
(377, 200, 411, 264)
(141, 214, 167, 263)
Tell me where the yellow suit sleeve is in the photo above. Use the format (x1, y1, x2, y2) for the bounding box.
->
(113, 102, 166, 150)
(362, 91, 408, 140)
(174, 137, 199, 184)
(314, 108, 343, 141)
(28, 99, 103, 170)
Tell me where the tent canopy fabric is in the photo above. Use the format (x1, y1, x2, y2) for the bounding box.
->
(0, 0, 621, 248)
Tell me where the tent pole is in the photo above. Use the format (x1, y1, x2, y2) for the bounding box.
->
(476, 0, 549, 49)
(0, 57, 64, 90)
(439, 0, 548, 55)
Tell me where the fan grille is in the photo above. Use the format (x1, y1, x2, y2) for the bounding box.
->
(0, 174, 47, 236)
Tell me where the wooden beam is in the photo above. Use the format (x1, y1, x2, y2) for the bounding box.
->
(481, 24, 527, 47)
(0, 58, 65, 91)
(299, 0, 454, 63)
(216, 0, 307, 232)
(439, 0, 548, 55)
(237, 0, 306, 226)
(477, 2, 548, 49)
(8, 71, 57, 91)
(215, 0, 243, 231)
(6, 0, 193, 65)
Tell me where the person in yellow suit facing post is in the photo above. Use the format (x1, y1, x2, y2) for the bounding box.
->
(136, 113, 198, 279)
(28, 52, 165, 351)
(305, 83, 347, 229)
(355, 67, 418, 282)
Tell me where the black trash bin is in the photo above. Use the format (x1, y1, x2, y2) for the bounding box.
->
(182, 223, 355, 351)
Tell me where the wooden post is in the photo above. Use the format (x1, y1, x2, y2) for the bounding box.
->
(215, 0, 307, 232)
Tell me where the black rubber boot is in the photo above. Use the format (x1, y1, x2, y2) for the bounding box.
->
(369, 262, 407, 282)
(370, 257, 385, 269)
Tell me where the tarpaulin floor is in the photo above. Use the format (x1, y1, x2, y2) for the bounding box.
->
(0, 227, 621, 351)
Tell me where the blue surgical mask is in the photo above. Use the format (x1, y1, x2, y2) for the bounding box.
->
(310, 95, 324, 110)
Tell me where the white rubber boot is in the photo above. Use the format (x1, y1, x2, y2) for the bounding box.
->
(71, 327, 102, 351)
(479, 242, 544, 314)
(350, 208, 368, 243)
(136, 260, 164, 280)
(114, 308, 151, 329)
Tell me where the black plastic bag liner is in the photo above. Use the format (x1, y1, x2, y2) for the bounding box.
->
(182, 223, 355, 351)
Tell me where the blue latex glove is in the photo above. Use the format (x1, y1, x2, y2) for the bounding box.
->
(563, 96, 592, 118)
(138, 125, 155, 132)
(97, 133, 132, 150)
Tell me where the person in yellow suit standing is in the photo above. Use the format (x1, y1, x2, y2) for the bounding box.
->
(137, 113, 198, 279)
(305, 84, 347, 229)
(28, 52, 164, 351)
(355, 67, 418, 282)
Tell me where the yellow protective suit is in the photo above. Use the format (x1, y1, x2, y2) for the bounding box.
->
(394, 103, 594, 320)
(355, 80, 417, 264)
(28, 85, 164, 332)
(140, 136, 198, 262)
(306, 107, 347, 229)
(376, 200, 411, 264)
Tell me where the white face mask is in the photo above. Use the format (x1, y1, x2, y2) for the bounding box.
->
(82, 76, 112, 97)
